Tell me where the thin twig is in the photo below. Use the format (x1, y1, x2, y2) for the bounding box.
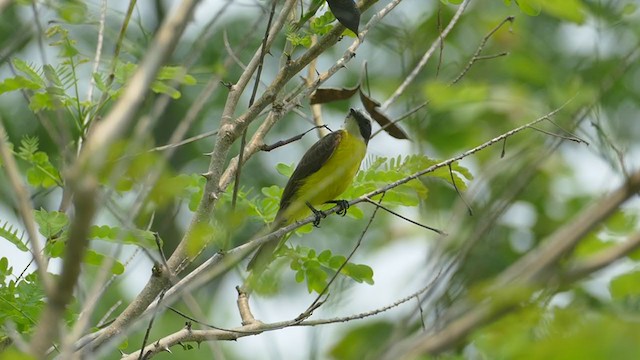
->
(298, 194, 386, 322)
(261, 125, 331, 151)
(447, 164, 472, 216)
(381, 0, 472, 111)
(119, 272, 443, 360)
(232, 0, 277, 210)
(107, 102, 576, 343)
(363, 197, 445, 235)
(451, 16, 514, 85)
(137, 290, 166, 360)
(370, 102, 427, 139)
(79, 0, 107, 153)
(528, 126, 586, 143)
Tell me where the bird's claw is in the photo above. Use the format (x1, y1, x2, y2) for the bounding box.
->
(335, 200, 349, 216)
(306, 202, 326, 227)
(311, 208, 326, 227)
(326, 200, 350, 217)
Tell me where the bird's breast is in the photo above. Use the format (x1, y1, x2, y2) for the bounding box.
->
(296, 131, 367, 207)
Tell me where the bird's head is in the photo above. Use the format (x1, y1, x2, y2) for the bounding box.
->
(345, 108, 372, 144)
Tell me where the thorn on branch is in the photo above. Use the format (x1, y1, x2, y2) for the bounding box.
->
(201, 171, 213, 180)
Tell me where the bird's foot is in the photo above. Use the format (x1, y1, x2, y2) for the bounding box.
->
(306, 202, 327, 227)
(326, 200, 350, 216)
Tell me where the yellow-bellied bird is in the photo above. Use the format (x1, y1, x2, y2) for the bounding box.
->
(247, 108, 372, 271)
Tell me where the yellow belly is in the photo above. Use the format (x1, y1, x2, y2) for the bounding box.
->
(283, 131, 366, 223)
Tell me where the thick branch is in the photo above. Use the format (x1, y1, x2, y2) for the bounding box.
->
(395, 169, 640, 358)
(79, 0, 202, 351)
(496, 170, 640, 286)
(30, 176, 98, 358)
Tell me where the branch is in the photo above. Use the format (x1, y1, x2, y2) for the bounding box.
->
(72, 0, 199, 177)
(83, 102, 573, 351)
(297, 194, 385, 322)
(0, 121, 53, 294)
(394, 169, 640, 358)
(381, 0, 472, 111)
(562, 231, 640, 283)
(495, 170, 640, 287)
(30, 175, 98, 357)
(120, 275, 443, 360)
(75, 0, 203, 352)
(451, 15, 514, 84)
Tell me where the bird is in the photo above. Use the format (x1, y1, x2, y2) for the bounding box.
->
(247, 108, 372, 272)
(327, 0, 361, 35)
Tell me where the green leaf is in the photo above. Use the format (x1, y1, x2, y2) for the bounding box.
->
(0, 257, 9, 275)
(55, 0, 88, 24)
(262, 185, 282, 199)
(118, 337, 129, 351)
(43, 65, 63, 87)
(318, 249, 332, 263)
(276, 163, 294, 177)
(305, 266, 328, 293)
(310, 12, 335, 36)
(89, 225, 157, 249)
(157, 66, 197, 85)
(610, 270, 640, 300)
(29, 92, 55, 112)
(515, 0, 542, 15)
(18, 136, 39, 160)
(347, 205, 364, 219)
(541, 0, 585, 23)
(12, 58, 45, 86)
(606, 211, 637, 235)
(329, 255, 347, 269)
(573, 233, 612, 259)
(186, 222, 215, 257)
(150, 80, 181, 99)
(342, 263, 374, 285)
(0, 76, 42, 94)
(34, 209, 69, 238)
(0, 221, 29, 251)
(287, 30, 313, 48)
(425, 81, 489, 110)
(84, 250, 125, 274)
(623, 3, 637, 15)
(92, 72, 108, 92)
(290, 259, 301, 270)
(329, 321, 393, 360)
(47, 239, 65, 258)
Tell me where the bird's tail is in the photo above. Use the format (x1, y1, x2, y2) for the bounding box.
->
(245, 215, 288, 272)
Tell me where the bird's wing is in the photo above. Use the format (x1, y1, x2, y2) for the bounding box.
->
(278, 130, 343, 214)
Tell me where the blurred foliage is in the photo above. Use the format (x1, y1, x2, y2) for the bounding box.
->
(0, 0, 638, 359)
